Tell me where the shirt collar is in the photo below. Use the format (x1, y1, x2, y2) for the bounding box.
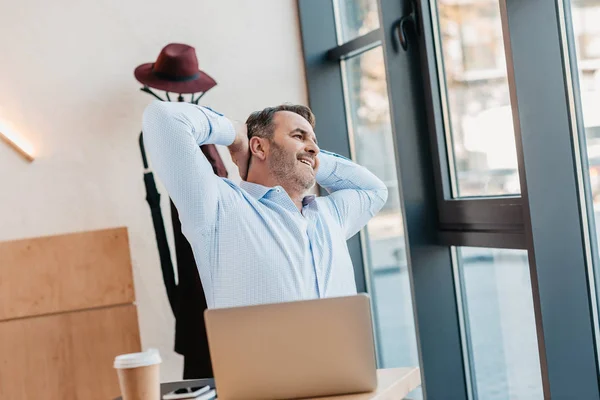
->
(240, 181, 318, 207)
(240, 180, 272, 199)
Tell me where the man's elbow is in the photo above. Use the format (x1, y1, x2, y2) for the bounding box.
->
(372, 186, 388, 214)
(142, 100, 170, 134)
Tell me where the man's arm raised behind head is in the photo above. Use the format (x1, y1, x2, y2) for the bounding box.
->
(142, 100, 236, 236)
(316, 150, 388, 239)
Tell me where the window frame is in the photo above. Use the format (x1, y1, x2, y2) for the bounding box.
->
(424, 0, 526, 246)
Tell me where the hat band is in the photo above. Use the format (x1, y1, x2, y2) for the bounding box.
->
(152, 68, 200, 82)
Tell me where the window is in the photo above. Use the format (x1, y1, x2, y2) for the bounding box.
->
(343, 48, 400, 214)
(572, 0, 600, 62)
(436, 0, 519, 197)
(334, 0, 380, 44)
(564, 0, 600, 365)
(457, 248, 542, 399)
(569, 0, 600, 206)
(343, 46, 419, 371)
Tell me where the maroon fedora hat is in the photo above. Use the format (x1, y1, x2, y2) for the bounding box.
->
(134, 43, 216, 94)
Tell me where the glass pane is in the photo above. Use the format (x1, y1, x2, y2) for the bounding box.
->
(342, 46, 420, 397)
(568, 2, 600, 208)
(566, 0, 600, 362)
(457, 247, 542, 399)
(334, 0, 380, 44)
(435, 1, 520, 197)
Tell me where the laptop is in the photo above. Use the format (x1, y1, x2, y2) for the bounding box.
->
(204, 294, 377, 400)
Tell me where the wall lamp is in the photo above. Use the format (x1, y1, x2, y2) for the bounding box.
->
(0, 124, 35, 162)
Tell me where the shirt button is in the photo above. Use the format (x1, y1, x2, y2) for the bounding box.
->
(276, 189, 281, 193)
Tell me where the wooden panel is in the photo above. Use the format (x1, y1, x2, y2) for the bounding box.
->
(0, 304, 141, 400)
(0, 227, 135, 320)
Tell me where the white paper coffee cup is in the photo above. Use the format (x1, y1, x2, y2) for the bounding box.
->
(114, 349, 162, 400)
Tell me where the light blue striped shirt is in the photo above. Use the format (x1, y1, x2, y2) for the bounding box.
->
(142, 101, 388, 309)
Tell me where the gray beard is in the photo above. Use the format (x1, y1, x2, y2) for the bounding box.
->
(268, 141, 315, 192)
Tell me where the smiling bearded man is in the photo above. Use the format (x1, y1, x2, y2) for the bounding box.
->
(142, 100, 388, 309)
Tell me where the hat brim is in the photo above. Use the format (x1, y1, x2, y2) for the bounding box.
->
(134, 63, 217, 94)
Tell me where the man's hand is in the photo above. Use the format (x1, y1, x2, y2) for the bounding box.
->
(228, 122, 250, 180)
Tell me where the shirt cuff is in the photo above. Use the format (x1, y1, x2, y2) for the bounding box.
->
(316, 150, 352, 183)
(199, 106, 236, 146)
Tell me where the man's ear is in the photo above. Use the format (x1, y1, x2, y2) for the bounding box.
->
(249, 137, 268, 161)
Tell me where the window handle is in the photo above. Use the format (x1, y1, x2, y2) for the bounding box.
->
(393, 0, 419, 52)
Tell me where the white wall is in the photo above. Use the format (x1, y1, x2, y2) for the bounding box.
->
(0, 0, 307, 380)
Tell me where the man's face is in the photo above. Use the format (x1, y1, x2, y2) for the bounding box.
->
(267, 111, 320, 192)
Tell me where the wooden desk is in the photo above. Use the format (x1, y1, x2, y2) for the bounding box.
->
(115, 368, 421, 400)
(304, 368, 421, 399)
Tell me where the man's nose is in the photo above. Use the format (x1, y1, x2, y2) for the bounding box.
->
(306, 141, 320, 155)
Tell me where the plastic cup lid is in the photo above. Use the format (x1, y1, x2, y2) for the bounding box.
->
(114, 348, 162, 369)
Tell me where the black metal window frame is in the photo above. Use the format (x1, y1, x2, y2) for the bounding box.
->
(418, 0, 526, 250)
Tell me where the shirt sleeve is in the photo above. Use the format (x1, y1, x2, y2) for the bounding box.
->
(142, 100, 236, 237)
(316, 150, 388, 239)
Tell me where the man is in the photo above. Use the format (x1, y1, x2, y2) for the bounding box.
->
(142, 100, 388, 308)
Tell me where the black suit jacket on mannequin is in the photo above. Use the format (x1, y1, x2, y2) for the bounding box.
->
(171, 143, 228, 379)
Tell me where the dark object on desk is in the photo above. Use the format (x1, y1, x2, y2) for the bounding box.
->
(163, 384, 212, 399)
(114, 378, 215, 400)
